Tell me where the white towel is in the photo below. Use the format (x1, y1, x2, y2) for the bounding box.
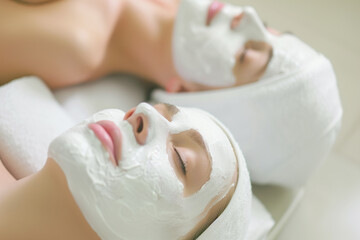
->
(151, 55, 343, 187)
(196, 111, 252, 240)
(246, 195, 274, 240)
(0, 77, 74, 178)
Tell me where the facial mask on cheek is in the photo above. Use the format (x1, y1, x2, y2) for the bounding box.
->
(173, 0, 268, 87)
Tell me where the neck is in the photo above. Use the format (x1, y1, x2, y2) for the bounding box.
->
(108, 0, 179, 88)
(0, 159, 99, 240)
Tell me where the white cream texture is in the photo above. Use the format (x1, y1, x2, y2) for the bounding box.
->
(48, 103, 236, 240)
(173, 0, 319, 86)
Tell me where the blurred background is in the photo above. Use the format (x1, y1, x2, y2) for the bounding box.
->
(224, 0, 360, 239)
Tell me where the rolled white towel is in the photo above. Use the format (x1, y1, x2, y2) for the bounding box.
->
(0, 77, 74, 178)
(246, 195, 274, 240)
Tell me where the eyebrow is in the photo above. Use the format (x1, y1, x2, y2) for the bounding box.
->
(185, 129, 211, 161)
(162, 103, 179, 121)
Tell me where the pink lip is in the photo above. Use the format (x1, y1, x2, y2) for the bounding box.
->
(89, 120, 122, 166)
(206, 1, 224, 26)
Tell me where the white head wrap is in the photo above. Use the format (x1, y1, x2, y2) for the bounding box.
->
(152, 44, 343, 187)
(197, 111, 252, 240)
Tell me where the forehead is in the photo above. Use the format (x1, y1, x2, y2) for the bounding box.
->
(154, 104, 227, 143)
(170, 107, 217, 133)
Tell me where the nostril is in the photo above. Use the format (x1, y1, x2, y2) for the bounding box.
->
(124, 108, 136, 120)
(231, 12, 244, 29)
(136, 117, 144, 133)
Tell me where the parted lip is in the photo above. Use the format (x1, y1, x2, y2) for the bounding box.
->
(89, 120, 122, 166)
(206, 1, 224, 26)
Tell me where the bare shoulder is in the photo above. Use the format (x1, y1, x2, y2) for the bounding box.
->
(0, 0, 124, 88)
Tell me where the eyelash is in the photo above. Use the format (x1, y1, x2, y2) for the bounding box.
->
(239, 49, 247, 63)
(174, 146, 187, 176)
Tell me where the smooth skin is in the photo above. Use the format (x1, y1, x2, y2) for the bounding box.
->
(0, 0, 179, 89)
(0, 0, 123, 88)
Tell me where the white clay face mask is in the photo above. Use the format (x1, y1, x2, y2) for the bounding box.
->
(173, 0, 269, 87)
(48, 103, 236, 240)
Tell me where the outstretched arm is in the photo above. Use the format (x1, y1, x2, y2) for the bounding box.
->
(0, 0, 123, 88)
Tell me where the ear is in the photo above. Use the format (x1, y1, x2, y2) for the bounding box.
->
(165, 77, 187, 93)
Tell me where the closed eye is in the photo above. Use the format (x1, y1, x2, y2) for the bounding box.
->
(174, 147, 187, 176)
(239, 49, 247, 63)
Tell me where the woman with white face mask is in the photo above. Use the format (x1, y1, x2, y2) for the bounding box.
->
(2, 0, 281, 91)
(0, 103, 251, 240)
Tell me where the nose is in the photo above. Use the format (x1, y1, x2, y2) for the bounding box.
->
(124, 108, 149, 145)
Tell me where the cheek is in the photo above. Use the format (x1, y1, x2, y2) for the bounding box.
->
(233, 63, 253, 85)
(233, 50, 268, 85)
(253, 50, 269, 68)
(243, 49, 267, 67)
